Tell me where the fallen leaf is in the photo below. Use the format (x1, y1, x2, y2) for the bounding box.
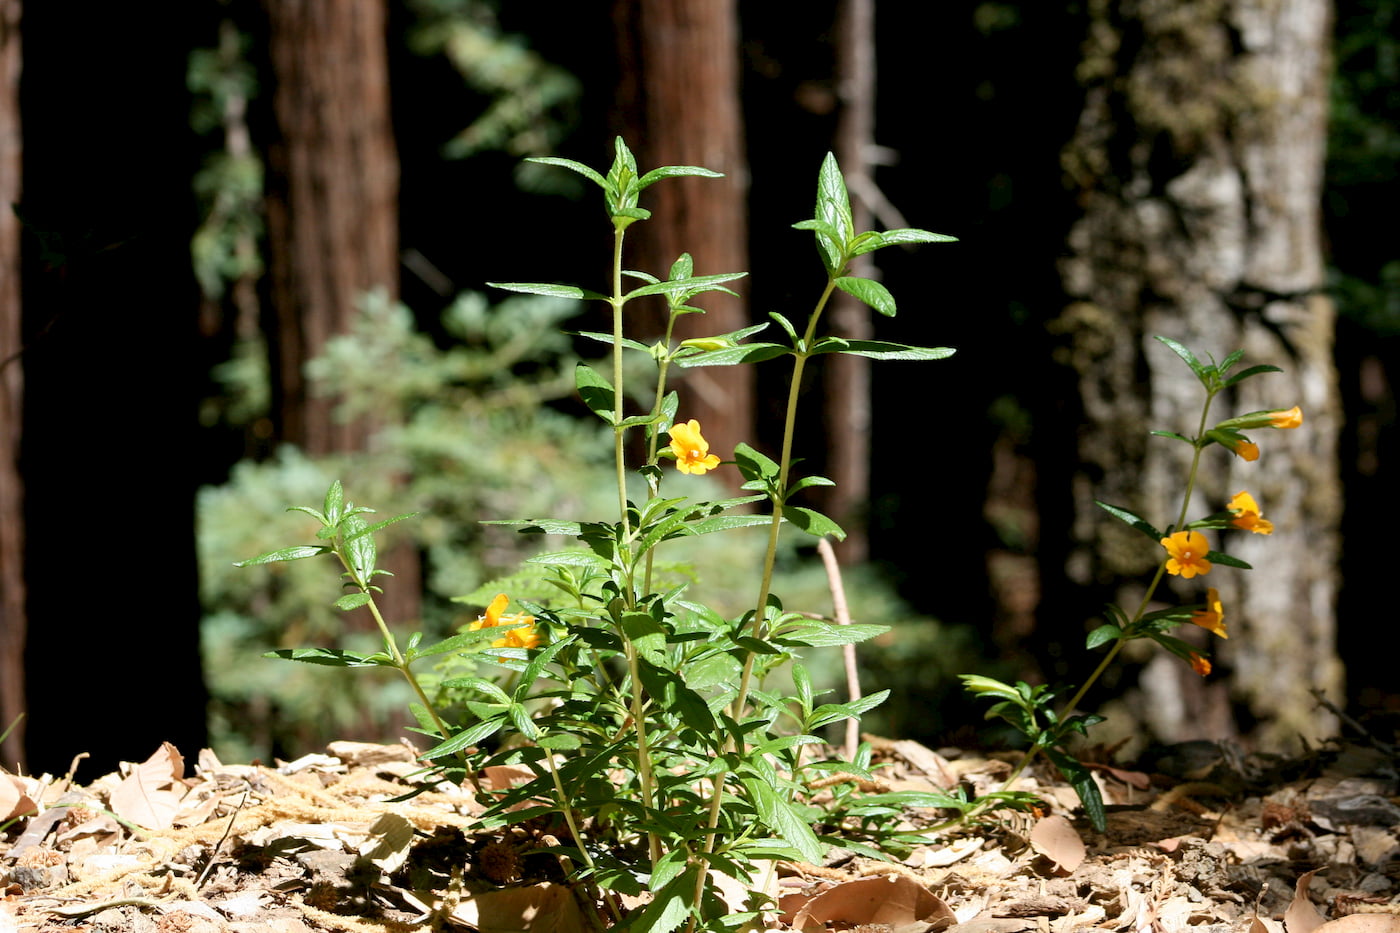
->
(452, 882, 586, 933)
(1029, 814, 1085, 874)
(1314, 919, 1400, 932)
(107, 743, 190, 831)
(0, 772, 36, 823)
(791, 874, 956, 932)
(1284, 869, 1326, 933)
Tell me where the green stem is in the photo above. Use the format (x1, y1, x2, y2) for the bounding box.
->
(611, 226, 631, 543)
(543, 748, 623, 927)
(991, 386, 1222, 804)
(689, 277, 840, 924)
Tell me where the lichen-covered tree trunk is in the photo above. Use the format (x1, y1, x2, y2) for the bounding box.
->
(0, 0, 22, 770)
(613, 0, 752, 469)
(1056, 0, 1340, 749)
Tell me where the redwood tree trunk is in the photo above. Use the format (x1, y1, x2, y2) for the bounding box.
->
(613, 0, 752, 469)
(261, 0, 419, 641)
(0, 0, 22, 770)
(263, 0, 400, 456)
(1056, 0, 1339, 749)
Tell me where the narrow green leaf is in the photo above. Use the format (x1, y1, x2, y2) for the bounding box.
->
(782, 505, 847, 540)
(743, 777, 826, 865)
(1154, 335, 1206, 378)
(1085, 624, 1122, 650)
(848, 228, 958, 256)
(1205, 550, 1252, 570)
(1093, 500, 1163, 540)
(524, 156, 607, 189)
(263, 647, 392, 668)
(334, 593, 371, 612)
(733, 443, 780, 483)
(1045, 747, 1105, 832)
(673, 343, 790, 367)
(322, 480, 344, 523)
(630, 866, 698, 933)
(341, 514, 377, 585)
(834, 276, 896, 316)
(958, 674, 1022, 701)
(487, 281, 608, 302)
(234, 545, 330, 567)
(637, 164, 724, 189)
(420, 716, 506, 759)
(1222, 363, 1284, 388)
(574, 363, 616, 424)
(571, 330, 654, 353)
(1150, 430, 1194, 443)
(810, 338, 955, 360)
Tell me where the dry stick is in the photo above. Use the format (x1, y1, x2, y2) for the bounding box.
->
(816, 538, 861, 760)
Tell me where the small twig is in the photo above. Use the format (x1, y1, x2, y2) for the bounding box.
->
(816, 537, 862, 760)
(196, 789, 249, 889)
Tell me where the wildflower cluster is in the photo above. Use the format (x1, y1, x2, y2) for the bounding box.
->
(962, 336, 1302, 830)
(237, 140, 958, 930)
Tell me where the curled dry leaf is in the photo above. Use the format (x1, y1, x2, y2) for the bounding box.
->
(1029, 815, 1085, 874)
(107, 742, 190, 831)
(0, 770, 37, 823)
(791, 874, 956, 932)
(1285, 869, 1326, 933)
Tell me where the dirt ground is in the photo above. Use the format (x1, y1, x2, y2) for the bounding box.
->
(3, 724, 1399, 933)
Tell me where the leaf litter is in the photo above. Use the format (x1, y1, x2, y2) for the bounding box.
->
(3, 727, 1400, 932)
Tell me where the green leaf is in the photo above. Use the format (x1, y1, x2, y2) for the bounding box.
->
(624, 270, 748, 302)
(524, 156, 607, 189)
(622, 612, 667, 663)
(1085, 624, 1122, 650)
(1045, 747, 1106, 832)
(1205, 550, 1252, 570)
(1154, 335, 1206, 379)
(1151, 430, 1194, 443)
(772, 621, 889, 648)
(334, 593, 371, 611)
(637, 164, 724, 189)
(341, 514, 377, 585)
(834, 276, 896, 316)
(1093, 500, 1163, 540)
(673, 342, 790, 367)
(958, 674, 1022, 702)
(782, 505, 846, 540)
(574, 363, 616, 424)
(264, 647, 392, 668)
(629, 865, 698, 933)
(407, 627, 516, 661)
(808, 689, 890, 730)
(810, 338, 955, 360)
(571, 330, 654, 353)
(741, 776, 826, 865)
(487, 281, 608, 301)
(322, 480, 345, 523)
(233, 545, 330, 567)
(419, 716, 506, 760)
(1222, 363, 1284, 388)
(733, 443, 780, 484)
(814, 152, 854, 269)
(848, 228, 958, 256)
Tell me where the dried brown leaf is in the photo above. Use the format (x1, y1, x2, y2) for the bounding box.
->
(791, 874, 956, 932)
(1284, 869, 1326, 933)
(107, 742, 189, 831)
(451, 882, 586, 933)
(1029, 814, 1085, 874)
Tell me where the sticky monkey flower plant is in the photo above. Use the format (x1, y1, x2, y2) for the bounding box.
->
(236, 139, 961, 931)
(961, 336, 1302, 831)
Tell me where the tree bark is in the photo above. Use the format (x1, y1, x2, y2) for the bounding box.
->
(0, 0, 22, 770)
(261, 0, 420, 633)
(262, 0, 400, 456)
(613, 0, 752, 471)
(1056, 0, 1339, 749)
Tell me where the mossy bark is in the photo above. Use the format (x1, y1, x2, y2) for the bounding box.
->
(1056, 0, 1340, 749)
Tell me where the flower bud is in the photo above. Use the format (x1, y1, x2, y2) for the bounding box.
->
(679, 336, 737, 352)
(1206, 429, 1260, 461)
(1213, 406, 1303, 432)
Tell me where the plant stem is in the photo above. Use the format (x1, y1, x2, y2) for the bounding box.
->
(611, 226, 631, 543)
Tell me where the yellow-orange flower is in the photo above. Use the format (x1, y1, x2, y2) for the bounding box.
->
(1227, 490, 1274, 535)
(668, 419, 722, 475)
(1161, 530, 1213, 579)
(1191, 588, 1227, 639)
(1269, 406, 1303, 429)
(470, 593, 540, 650)
(1188, 652, 1212, 676)
(1233, 440, 1260, 462)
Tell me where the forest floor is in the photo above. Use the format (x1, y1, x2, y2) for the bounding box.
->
(3, 724, 1400, 933)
